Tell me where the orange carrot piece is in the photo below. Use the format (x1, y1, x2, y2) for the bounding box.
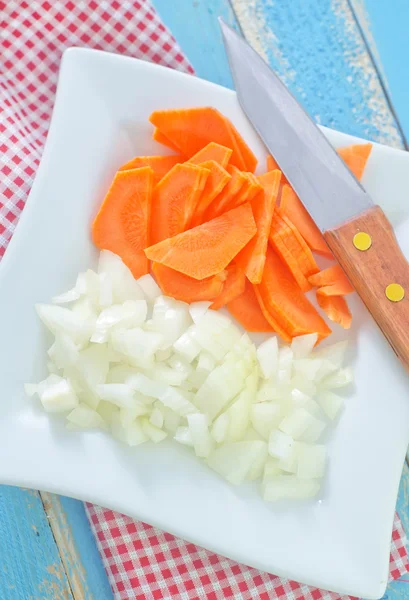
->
(226, 119, 258, 172)
(119, 155, 182, 183)
(254, 246, 331, 342)
(204, 165, 249, 221)
(316, 293, 352, 329)
(152, 262, 225, 303)
(227, 280, 274, 332)
(337, 143, 372, 180)
(225, 173, 263, 212)
(189, 160, 231, 228)
(210, 263, 246, 310)
(145, 203, 257, 280)
(188, 142, 232, 168)
(309, 265, 354, 296)
(149, 107, 247, 170)
(150, 163, 209, 245)
(153, 128, 182, 153)
(267, 156, 288, 184)
(269, 211, 319, 292)
(92, 167, 154, 279)
(279, 184, 332, 259)
(235, 169, 281, 284)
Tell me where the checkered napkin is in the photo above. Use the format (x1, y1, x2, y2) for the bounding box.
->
(2, 2, 408, 599)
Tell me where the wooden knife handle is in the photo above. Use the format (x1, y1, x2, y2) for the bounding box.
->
(324, 205, 409, 369)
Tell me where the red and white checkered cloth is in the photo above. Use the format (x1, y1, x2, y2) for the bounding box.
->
(2, 2, 408, 599)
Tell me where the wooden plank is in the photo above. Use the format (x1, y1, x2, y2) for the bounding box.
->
(40, 493, 114, 600)
(153, 0, 240, 88)
(350, 0, 409, 147)
(230, 0, 404, 148)
(0, 486, 72, 600)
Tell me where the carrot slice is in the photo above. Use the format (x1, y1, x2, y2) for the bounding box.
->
(92, 167, 154, 279)
(149, 107, 247, 170)
(189, 160, 231, 228)
(145, 203, 257, 280)
(153, 128, 182, 153)
(269, 211, 319, 292)
(119, 155, 181, 183)
(254, 246, 331, 342)
(309, 265, 354, 296)
(227, 280, 274, 332)
(235, 169, 281, 284)
(188, 142, 232, 168)
(267, 155, 288, 184)
(152, 262, 225, 303)
(337, 143, 372, 180)
(279, 184, 332, 259)
(225, 173, 263, 212)
(210, 263, 246, 310)
(204, 166, 249, 221)
(316, 294, 352, 329)
(150, 163, 209, 245)
(227, 119, 258, 172)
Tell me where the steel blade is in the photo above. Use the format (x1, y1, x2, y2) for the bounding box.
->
(219, 20, 373, 232)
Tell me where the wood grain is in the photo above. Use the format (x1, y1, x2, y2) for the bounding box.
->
(325, 205, 409, 368)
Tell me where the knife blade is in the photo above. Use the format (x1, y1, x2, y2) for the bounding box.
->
(220, 19, 409, 370)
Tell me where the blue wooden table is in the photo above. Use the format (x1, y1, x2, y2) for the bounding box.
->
(2, 2, 409, 598)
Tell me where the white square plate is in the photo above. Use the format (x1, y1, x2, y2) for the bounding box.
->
(2, 48, 409, 599)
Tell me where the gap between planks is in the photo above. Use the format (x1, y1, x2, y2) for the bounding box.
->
(40, 492, 91, 600)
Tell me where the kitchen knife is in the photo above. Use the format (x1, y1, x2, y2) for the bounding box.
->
(220, 19, 409, 368)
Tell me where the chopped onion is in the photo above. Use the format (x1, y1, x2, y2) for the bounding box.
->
(28, 250, 354, 504)
(256, 337, 278, 379)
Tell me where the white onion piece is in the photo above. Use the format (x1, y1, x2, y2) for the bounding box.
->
(300, 415, 326, 443)
(137, 274, 161, 301)
(195, 362, 245, 421)
(251, 402, 281, 440)
(207, 441, 267, 485)
(297, 444, 326, 479)
(150, 296, 191, 347)
(256, 337, 278, 379)
(277, 347, 293, 384)
(317, 390, 344, 420)
(174, 426, 193, 446)
(321, 367, 353, 389)
(187, 413, 213, 457)
(67, 403, 105, 429)
(111, 328, 163, 369)
(211, 412, 230, 444)
(291, 333, 318, 359)
(189, 301, 211, 323)
(173, 329, 201, 362)
(316, 340, 348, 369)
(268, 429, 294, 460)
(279, 407, 315, 440)
(36, 376, 79, 413)
(142, 418, 167, 443)
(197, 352, 216, 373)
(97, 400, 119, 424)
(224, 387, 252, 442)
(149, 407, 164, 429)
(96, 384, 136, 408)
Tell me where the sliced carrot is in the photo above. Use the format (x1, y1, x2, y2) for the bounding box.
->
(152, 262, 225, 303)
(254, 246, 331, 342)
(150, 163, 210, 245)
(309, 265, 354, 296)
(225, 173, 263, 211)
(226, 119, 258, 172)
(204, 166, 249, 221)
(149, 107, 247, 170)
(153, 128, 182, 153)
(189, 160, 231, 228)
(145, 203, 257, 280)
(267, 155, 288, 184)
(235, 169, 282, 284)
(210, 263, 246, 310)
(279, 184, 332, 259)
(119, 155, 181, 183)
(188, 142, 232, 168)
(92, 166, 154, 279)
(227, 279, 274, 332)
(337, 143, 372, 180)
(316, 293, 352, 329)
(269, 211, 319, 292)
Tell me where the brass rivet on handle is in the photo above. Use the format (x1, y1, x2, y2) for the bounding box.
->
(385, 283, 405, 302)
(353, 231, 372, 251)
